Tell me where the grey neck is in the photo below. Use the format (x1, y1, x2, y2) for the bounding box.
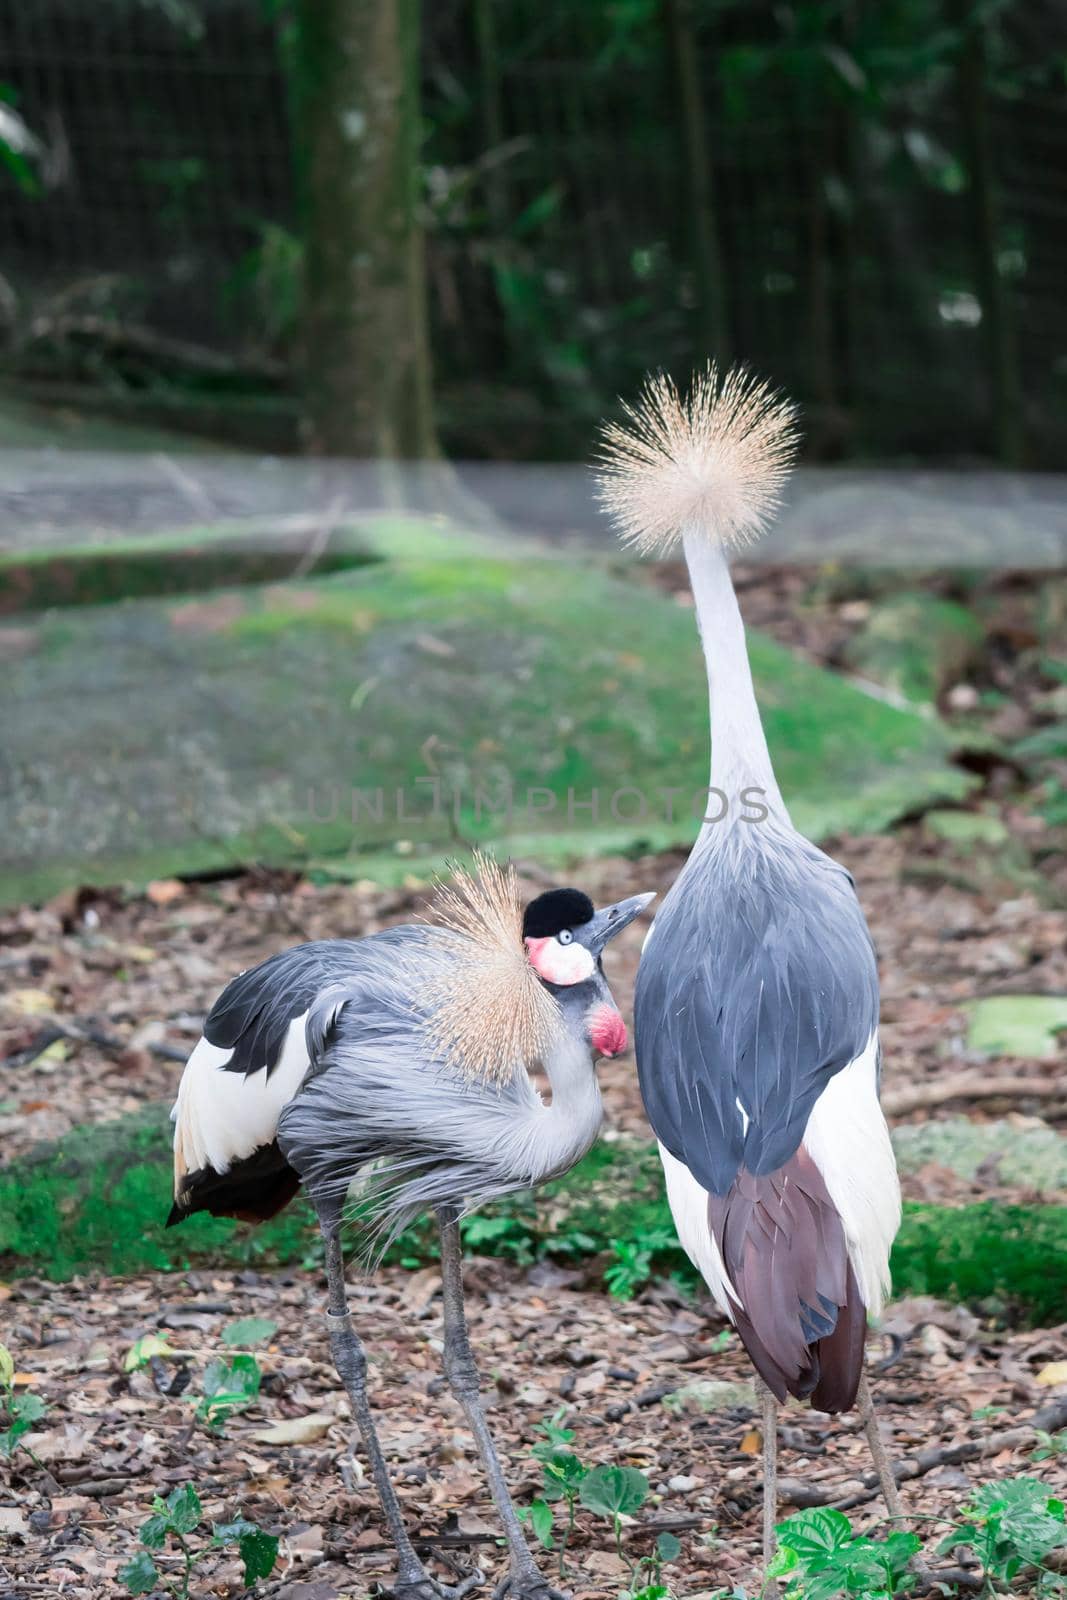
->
(683, 530, 789, 833)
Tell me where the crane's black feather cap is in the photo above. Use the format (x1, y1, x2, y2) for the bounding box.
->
(522, 888, 594, 939)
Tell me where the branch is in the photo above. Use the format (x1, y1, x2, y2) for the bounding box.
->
(883, 1072, 1061, 1116)
(780, 1397, 1067, 1511)
(23, 313, 286, 380)
(1, 1017, 188, 1070)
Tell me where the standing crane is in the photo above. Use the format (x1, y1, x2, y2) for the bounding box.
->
(597, 369, 904, 1567)
(167, 856, 652, 1600)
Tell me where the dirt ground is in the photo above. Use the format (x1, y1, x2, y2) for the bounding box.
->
(2, 830, 1065, 1185)
(2, 1254, 1065, 1600)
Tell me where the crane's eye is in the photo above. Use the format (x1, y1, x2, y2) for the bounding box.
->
(557, 928, 573, 945)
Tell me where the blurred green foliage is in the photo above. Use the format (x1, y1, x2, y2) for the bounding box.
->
(2, 1, 1065, 460)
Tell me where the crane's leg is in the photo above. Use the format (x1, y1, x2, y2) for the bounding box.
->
(754, 1376, 778, 1571)
(437, 1209, 565, 1600)
(856, 1371, 905, 1524)
(856, 1372, 931, 1583)
(321, 1226, 482, 1600)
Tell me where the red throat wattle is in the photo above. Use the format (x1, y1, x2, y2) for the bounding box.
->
(589, 1005, 628, 1059)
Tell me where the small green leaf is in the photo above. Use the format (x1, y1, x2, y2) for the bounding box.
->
(542, 1451, 587, 1493)
(775, 1506, 853, 1561)
(579, 1463, 648, 1519)
(656, 1530, 682, 1562)
(223, 1317, 278, 1347)
(120, 1551, 159, 1596)
(138, 1513, 170, 1550)
(124, 1334, 174, 1371)
(11, 1393, 45, 1425)
(528, 1498, 555, 1548)
(238, 1528, 279, 1583)
(214, 1516, 258, 1543)
(766, 1545, 799, 1579)
(164, 1482, 202, 1535)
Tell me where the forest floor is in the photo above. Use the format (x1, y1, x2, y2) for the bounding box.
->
(2, 562, 1066, 1597)
(2, 1253, 1066, 1600)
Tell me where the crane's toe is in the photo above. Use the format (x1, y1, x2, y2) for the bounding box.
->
(390, 1569, 484, 1600)
(492, 1572, 568, 1600)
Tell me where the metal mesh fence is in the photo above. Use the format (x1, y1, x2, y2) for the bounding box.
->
(1, 0, 1065, 462)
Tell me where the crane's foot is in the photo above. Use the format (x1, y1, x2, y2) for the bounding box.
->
(389, 1567, 484, 1600)
(492, 1568, 568, 1600)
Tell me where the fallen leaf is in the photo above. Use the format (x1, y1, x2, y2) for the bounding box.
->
(739, 1429, 761, 1455)
(0, 1509, 27, 1535)
(146, 878, 185, 905)
(25, 1425, 94, 1462)
(1036, 1361, 1067, 1387)
(4, 988, 52, 1016)
(253, 1412, 336, 1445)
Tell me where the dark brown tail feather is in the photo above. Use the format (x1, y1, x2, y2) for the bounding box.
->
(708, 1147, 865, 1414)
(810, 1262, 865, 1413)
(167, 1141, 302, 1228)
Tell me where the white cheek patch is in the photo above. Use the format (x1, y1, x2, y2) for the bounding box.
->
(525, 936, 596, 986)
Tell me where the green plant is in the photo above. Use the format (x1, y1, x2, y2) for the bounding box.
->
(523, 1409, 589, 1576)
(522, 1413, 682, 1592)
(123, 1321, 270, 1433)
(579, 1463, 652, 1594)
(1031, 1430, 1067, 1464)
(120, 1483, 278, 1598)
(0, 1342, 47, 1463)
(768, 1507, 921, 1598)
(940, 1477, 1066, 1594)
(604, 1225, 681, 1299)
(193, 1353, 262, 1433)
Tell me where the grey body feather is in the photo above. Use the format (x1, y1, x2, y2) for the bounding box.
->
(196, 923, 604, 1240)
(637, 819, 879, 1195)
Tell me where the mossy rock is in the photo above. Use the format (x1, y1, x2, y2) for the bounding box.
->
(1, 517, 973, 905)
(964, 995, 1067, 1060)
(893, 1117, 1067, 1193)
(843, 593, 985, 705)
(0, 524, 378, 615)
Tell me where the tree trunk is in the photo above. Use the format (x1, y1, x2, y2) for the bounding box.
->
(662, 0, 731, 363)
(950, 0, 1023, 465)
(294, 0, 437, 459)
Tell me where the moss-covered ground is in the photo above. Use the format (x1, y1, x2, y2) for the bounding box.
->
(3, 1110, 1063, 1326)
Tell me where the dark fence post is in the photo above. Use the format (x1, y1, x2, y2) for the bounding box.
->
(662, 0, 732, 364)
(951, 0, 1023, 466)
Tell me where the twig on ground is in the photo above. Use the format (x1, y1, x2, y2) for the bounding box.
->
(883, 1072, 1061, 1116)
(0, 1017, 188, 1068)
(780, 1398, 1067, 1511)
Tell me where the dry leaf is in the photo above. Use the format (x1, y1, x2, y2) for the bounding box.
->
(146, 878, 185, 905)
(1036, 1361, 1067, 1387)
(739, 1429, 761, 1455)
(5, 988, 53, 1015)
(253, 1412, 336, 1445)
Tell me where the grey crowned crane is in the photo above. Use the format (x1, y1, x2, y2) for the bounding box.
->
(168, 857, 653, 1600)
(597, 369, 904, 1566)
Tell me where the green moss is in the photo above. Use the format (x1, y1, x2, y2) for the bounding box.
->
(3, 1115, 1063, 1325)
(843, 593, 985, 705)
(891, 1203, 1067, 1325)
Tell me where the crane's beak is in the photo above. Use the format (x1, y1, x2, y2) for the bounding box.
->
(582, 891, 656, 955)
